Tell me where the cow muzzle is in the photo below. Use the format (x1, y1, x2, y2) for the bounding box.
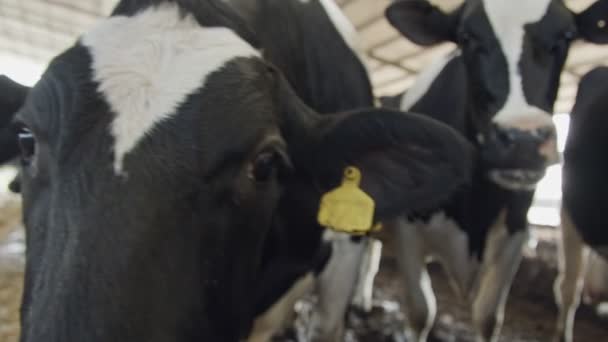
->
(482, 116, 559, 190)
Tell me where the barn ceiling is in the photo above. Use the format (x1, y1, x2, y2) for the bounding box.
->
(0, 0, 606, 113)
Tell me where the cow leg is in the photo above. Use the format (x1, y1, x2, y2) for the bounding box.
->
(553, 208, 589, 342)
(393, 218, 436, 342)
(248, 273, 315, 342)
(351, 237, 382, 312)
(595, 246, 608, 260)
(582, 250, 608, 305)
(309, 232, 366, 342)
(471, 214, 528, 342)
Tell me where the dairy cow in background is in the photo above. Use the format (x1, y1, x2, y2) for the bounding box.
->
(0, 0, 474, 341)
(554, 66, 608, 342)
(381, 0, 608, 341)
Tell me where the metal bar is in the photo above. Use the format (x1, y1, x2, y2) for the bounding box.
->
(364, 34, 401, 52)
(355, 13, 386, 32)
(374, 74, 410, 89)
(374, 77, 412, 92)
(368, 52, 417, 73)
(0, 13, 76, 43)
(0, 2, 94, 36)
(46, 0, 104, 18)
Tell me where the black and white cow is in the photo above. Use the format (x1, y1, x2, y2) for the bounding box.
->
(0, 0, 474, 341)
(554, 66, 608, 342)
(222, 1, 399, 340)
(380, 0, 608, 341)
(0, 1, 387, 340)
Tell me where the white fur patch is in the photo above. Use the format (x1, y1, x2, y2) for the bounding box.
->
(351, 238, 382, 312)
(81, 4, 259, 174)
(483, 0, 554, 130)
(311, 231, 366, 340)
(400, 50, 461, 111)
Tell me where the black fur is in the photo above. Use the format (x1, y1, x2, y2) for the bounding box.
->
(562, 67, 608, 256)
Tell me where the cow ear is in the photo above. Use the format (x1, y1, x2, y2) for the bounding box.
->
(575, 0, 608, 44)
(272, 68, 472, 219)
(0, 75, 29, 127)
(306, 108, 474, 220)
(0, 75, 29, 164)
(386, 0, 461, 46)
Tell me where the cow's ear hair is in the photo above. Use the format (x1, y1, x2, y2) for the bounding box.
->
(305, 108, 474, 220)
(386, 0, 461, 46)
(575, 0, 608, 44)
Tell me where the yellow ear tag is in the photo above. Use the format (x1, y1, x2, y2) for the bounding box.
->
(317, 166, 377, 235)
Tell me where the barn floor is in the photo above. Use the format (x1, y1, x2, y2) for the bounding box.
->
(0, 190, 606, 341)
(279, 229, 608, 342)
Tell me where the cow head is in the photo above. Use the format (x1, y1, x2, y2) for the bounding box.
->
(387, 0, 608, 190)
(1, 1, 472, 341)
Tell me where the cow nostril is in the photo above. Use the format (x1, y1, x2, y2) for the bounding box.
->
(496, 128, 515, 147)
(535, 126, 555, 142)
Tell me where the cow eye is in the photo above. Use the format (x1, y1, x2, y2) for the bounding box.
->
(458, 31, 483, 52)
(458, 31, 473, 45)
(250, 150, 281, 183)
(552, 30, 577, 52)
(458, 30, 479, 44)
(562, 30, 577, 43)
(17, 127, 36, 165)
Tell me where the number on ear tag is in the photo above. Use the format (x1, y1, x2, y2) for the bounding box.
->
(317, 166, 377, 235)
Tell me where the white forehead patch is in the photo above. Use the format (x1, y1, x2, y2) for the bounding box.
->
(483, 0, 552, 30)
(483, 0, 554, 128)
(81, 4, 259, 174)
